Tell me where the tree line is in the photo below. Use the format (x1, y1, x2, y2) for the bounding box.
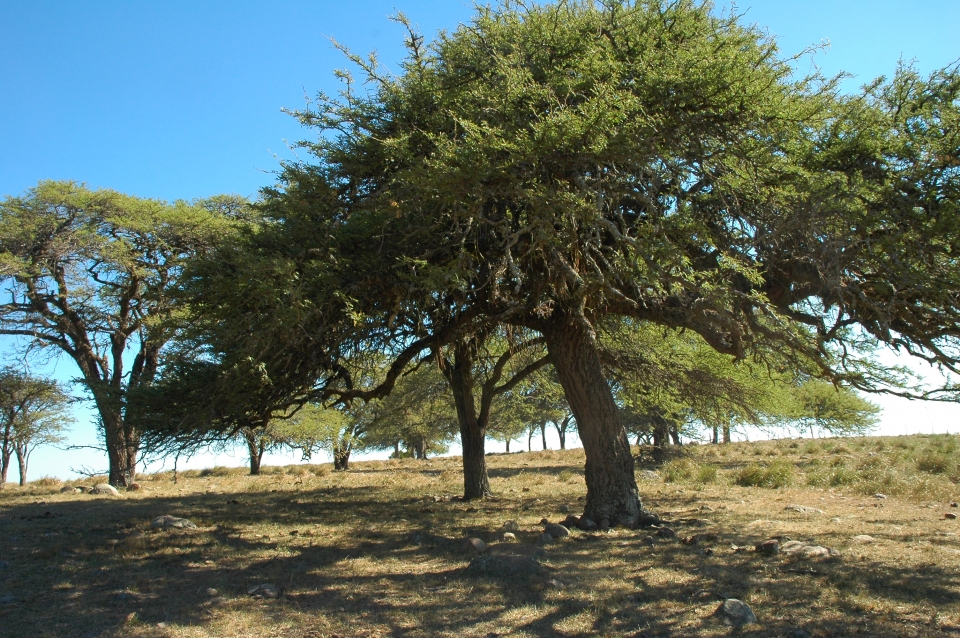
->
(1, 1, 957, 528)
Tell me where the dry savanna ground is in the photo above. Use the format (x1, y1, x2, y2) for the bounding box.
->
(1, 434, 959, 638)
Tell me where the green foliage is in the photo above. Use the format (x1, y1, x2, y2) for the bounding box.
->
(734, 459, 796, 488)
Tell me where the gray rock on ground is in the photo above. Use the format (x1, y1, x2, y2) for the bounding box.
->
(781, 540, 840, 559)
(501, 532, 517, 542)
(578, 517, 598, 531)
(499, 520, 521, 532)
(656, 526, 677, 540)
(851, 535, 876, 544)
(487, 543, 546, 559)
(538, 533, 554, 546)
(784, 504, 824, 514)
(757, 539, 781, 555)
(461, 537, 487, 554)
(91, 483, 119, 496)
(151, 515, 198, 530)
(543, 523, 570, 539)
(248, 583, 280, 599)
(715, 598, 757, 627)
(60, 486, 82, 494)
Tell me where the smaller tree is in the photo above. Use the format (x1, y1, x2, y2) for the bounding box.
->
(0, 368, 72, 487)
(788, 380, 881, 438)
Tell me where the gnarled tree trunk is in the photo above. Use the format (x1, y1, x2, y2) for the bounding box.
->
(446, 351, 492, 500)
(545, 314, 641, 528)
(333, 443, 351, 470)
(243, 430, 265, 475)
(15, 444, 27, 486)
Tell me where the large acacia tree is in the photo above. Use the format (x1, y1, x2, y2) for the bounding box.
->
(210, 0, 959, 525)
(0, 181, 237, 485)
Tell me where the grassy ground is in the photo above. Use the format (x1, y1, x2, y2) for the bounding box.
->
(1, 434, 959, 638)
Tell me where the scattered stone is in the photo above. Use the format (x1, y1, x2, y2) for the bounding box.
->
(501, 532, 517, 542)
(202, 588, 219, 597)
(247, 583, 280, 599)
(538, 533, 554, 546)
(461, 537, 487, 554)
(636, 512, 661, 527)
(715, 598, 757, 627)
(756, 539, 780, 555)
(562, 514, 581, 528)
(874, 493, 887, 499)
(543, 523, 570, 539)
(830, 517, 842, 523)
(951, 502, 958, 508)
(465, 554, 545, 579)
(91, 484, 119, 496)
(558, 504, 571, 513)
(487, 543, 546, 559)
(655, 526, 677, 540)
(781, 540, 839, 559)
(499, 520, 521, 532)
(946, 513, 958, 520)
(151, 515, 198, 530)
(0, 595, 20, 605)
(639, 470, 660, 481)
(851, 535, 876, 544)
(126, 482, 142, 491)
(59, 486, 81, 494)
(784, 505, 824, 515)
(641, 535, 656, 546)
(114, 592, 140, 603)
(683, 533, 719, 546)
(578, 517, 598, 531)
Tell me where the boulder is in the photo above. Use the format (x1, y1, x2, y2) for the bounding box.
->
(151, 515, 198, 530)
(756, 539, 780, 555)
(60, 486, 81, 494)
(655, 526, 677, 540)
(538, 533, 554, 546)
(499, 520, 521, 532)
(247, 583, 280, 599)
(501, 532, 517, 542)
(461, 537, 487, 554)
(784, 504, 824, 515)
(91, 484, 119, 496)
(126, 482, 142, 491)
(781, 540, 839, 559)
(578, 517, 598, 531)
(851, 535, 876, 544)
(715, 598, 757, 627)
(487, 543, 546, 559)
(543, 523, 570, 539)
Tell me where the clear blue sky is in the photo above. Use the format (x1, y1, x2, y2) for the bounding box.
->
(1, 1, 959, 480)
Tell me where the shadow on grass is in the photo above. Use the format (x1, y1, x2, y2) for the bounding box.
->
(0, 483, 957, 638)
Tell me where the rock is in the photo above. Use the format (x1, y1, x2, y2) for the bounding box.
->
(946, 513, 958, 520)
(538, 533, 554, 546)
(461, 537, 487, 554)
(781, 541, 839, 559)
(501, 532, 517, 542)
(578, 517, 598, 531)
(558, 504, 571, 513)
(247, 583, 280, 599)
(562, 514, 581, 528)
(951, 502, 958, 508)
(655, 526, 677, 540)
(75, 486, 91, 493)
(465, 554, 545, 579)
(784, 505, 824, 514)
(639, 470, 660, 481)
(91, 484, 119, 496)
(641, 535, 656, 546)
(874, 493, 887, 499)
(756, 539, 780, 555)
(151, 515, 198, 530)
(114, 592, 140, 603)
(487, 543, 546, 559)
(851, 535, 876, 544)
(715, 598, 757, 627)
(543, 523, 570, 539)
(499, 520, 521, 532)
(202, 588, 219, 597)
(127, 482, 142, 491)
(636, 512, 661, 527)
(60, 486, 81, 494)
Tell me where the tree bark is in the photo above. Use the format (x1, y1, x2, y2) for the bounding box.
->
(0, 420, 11, 489)
(556, 416, 568, 450)
(670, 426, 681, 446)
(333, 444, 351, 471)
(445, 348, 492, 500)
(545, 314, 641, 527)
(712, 425, 719, 444)
(722, 424, 731, 444)
(15, 444, 27, 486)
(101, 405, 138, 487)
(505, 439, 511, 453)
(243, 430, 264, 475)
(540, 422, 548, 450)
(527, 428, 533, 452)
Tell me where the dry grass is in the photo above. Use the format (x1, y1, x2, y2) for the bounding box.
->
(1, 435, 959, 637)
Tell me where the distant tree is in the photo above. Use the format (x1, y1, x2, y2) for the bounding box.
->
(0, 368, 72, 487)
(0, 181, 238, 485)
(788, 380, 881, 438)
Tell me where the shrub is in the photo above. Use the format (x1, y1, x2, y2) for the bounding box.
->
(735, 459, 796, 488)
(916, 451, 953, 475)
(695, 463, 720, 485)
(661, 459, 697, 483)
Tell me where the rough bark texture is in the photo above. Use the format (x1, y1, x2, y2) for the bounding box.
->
(540, 423, 548, 451)
(15, 446, 26, 486)
(446, 352, 492, 500)
(333, 445, 351, 471)
(101, 405, 138, 487)
(243, 431, 264, 475)
(545, 315, 642, 527)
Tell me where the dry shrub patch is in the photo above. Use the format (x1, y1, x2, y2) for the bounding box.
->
(0, 436, 958, 637)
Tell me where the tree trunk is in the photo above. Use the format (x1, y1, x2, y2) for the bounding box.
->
(527, 428, 533, 452)
(712, 425, 719, 444)
(540, 422, 548, 451)
(445, 351, 492, 500)
(15, 444, 27, 486)
(722, 424, 731, 444)
(333, 444, 351, 471)
(670, 426, 681, 446)
(102, 408, 138, 487)
(243, 430, 264, 475)
(394, 440, 401, 458)
(413, 438, 427, 460)
(545, 315, 641, 528)
(505, 439, 510, 453)
(1, 419, 12, 488)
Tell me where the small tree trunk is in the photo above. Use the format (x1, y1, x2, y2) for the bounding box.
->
(15, 444, 27, 486)
(540, 422, 548, 450)
(722, 424, 731, 444)
(670, 426, 681, 446)
(505, 439, 511, 453)
(446, 353, 492, 500)
(545, 314, 641, 527)
(527, 428, 533, 452)
(1, 420, 12, 489)
(243, 430, 263, 475)
(712, 425, 719, 444)
(333, 444, 351, 471)
(394, 440, 401, 458)
(413, 438, 427, 460)
(100, 404, 138, 487)
(555, 415, 570, 450)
